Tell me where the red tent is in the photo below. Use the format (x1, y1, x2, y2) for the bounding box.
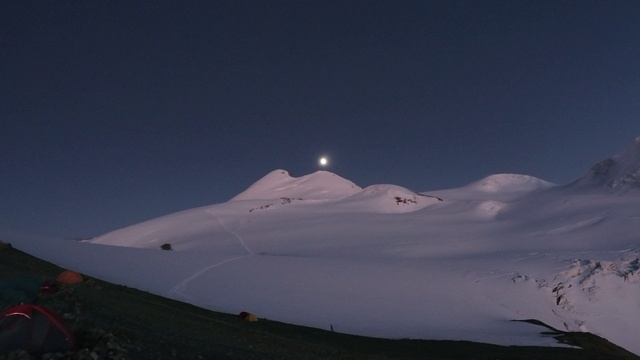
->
(0, 304, 75, 354)
(56, 270, 83, 285)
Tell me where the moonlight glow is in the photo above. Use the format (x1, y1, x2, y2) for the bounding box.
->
(319, 156, 329, 167)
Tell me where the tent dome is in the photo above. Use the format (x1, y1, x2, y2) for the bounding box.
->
(56, 270, 83, 285)
(0, 304, 75, 354)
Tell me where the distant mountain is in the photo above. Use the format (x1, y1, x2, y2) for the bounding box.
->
(571, 136, 640, 191)
(231, 169, 362, 201)
(426, 173, 555, 203)
(466, 174, 555, 193)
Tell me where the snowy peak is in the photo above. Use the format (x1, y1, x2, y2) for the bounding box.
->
(338, 184, 442, 213)
(573, 136, 640, 190)
(467, 174, 555, 193)
(231, 169, 362, 201)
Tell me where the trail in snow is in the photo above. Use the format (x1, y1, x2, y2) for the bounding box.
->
(209, 210, 253, 255)
(168, 254, 248, 300)
(169, 211, 253, 300)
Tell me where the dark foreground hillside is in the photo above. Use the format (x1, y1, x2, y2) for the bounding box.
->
(0, 243, 637, 360)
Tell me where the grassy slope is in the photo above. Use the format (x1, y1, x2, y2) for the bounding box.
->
(0, 244, 638, 360)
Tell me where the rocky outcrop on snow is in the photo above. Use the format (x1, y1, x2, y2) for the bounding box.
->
(337, 184, 442, 213)
(535, 250, 640, 334)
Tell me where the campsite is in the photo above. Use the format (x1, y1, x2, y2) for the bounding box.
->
(1, 243, 637, 359)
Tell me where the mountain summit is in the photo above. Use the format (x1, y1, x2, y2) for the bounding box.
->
(231, 169, 362, 201)
(466, 174, 555, 193)
(572, 136, 640, 190)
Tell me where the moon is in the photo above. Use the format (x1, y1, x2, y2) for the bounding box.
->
(319, 156, 329, 167)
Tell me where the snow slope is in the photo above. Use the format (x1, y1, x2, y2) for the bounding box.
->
(11, 137, 640, 355)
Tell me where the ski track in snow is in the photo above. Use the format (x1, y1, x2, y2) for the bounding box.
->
(209, 210, 253, 255)
(169, 211, 253, 299)
(168, 254, 248, 300)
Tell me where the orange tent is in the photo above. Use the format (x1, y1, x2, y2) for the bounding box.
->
(238, 311, 258, 322)
(56, 270, 83, 285)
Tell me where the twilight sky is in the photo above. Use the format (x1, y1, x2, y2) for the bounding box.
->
(2, 0, 640, 238)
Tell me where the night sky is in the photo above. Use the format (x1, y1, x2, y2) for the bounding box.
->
(2, 1, 640, 239)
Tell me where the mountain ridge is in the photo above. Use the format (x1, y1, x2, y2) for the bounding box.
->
(230, 169, 362, 201)
(570, 136, 640, 191)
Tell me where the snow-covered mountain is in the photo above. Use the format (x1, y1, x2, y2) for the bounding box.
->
(571, 136, 640, 190)
(467, 173, 555, 194)
(231, 169, 361, 201)
(11, 137, 640, 355)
